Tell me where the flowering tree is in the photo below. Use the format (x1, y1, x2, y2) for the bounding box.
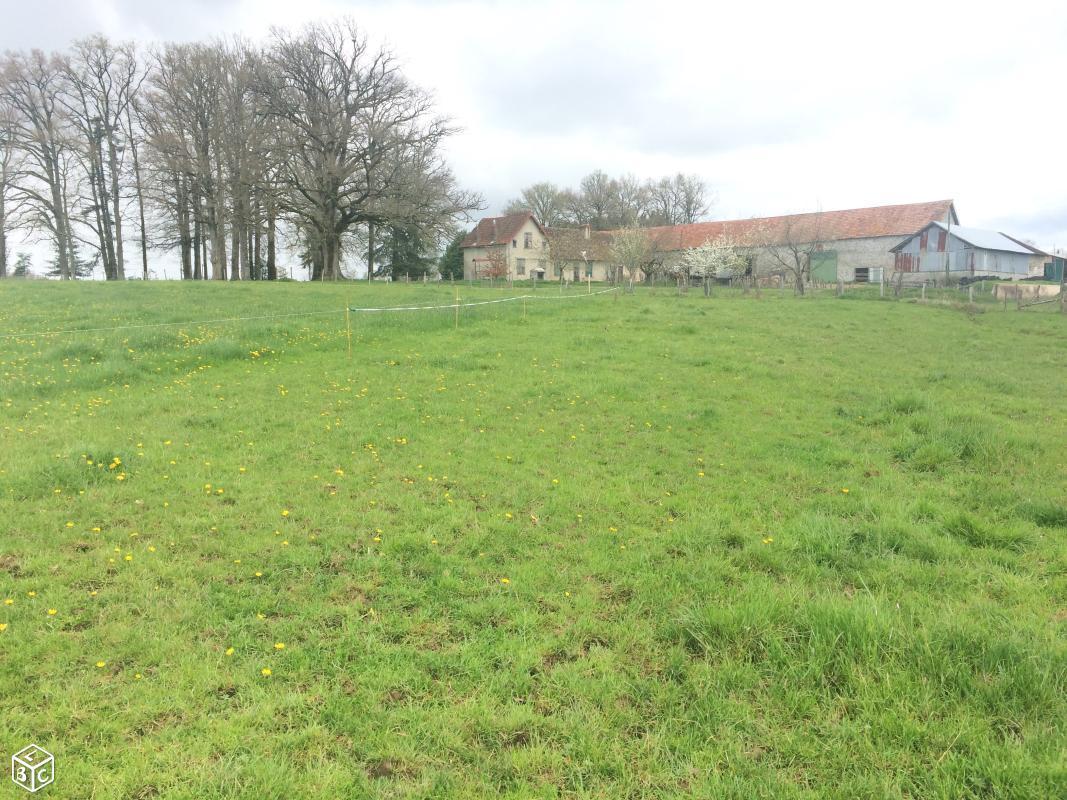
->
(475, 247, 509, 286)
(678, 234, 749, 295)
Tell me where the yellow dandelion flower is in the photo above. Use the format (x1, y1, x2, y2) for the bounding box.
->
(499, 577, 510, 585)
(260, 667, 272, 677)
(47, 608, 57, 616)
(225, 647, 235, 656)
(95, 661, 106, 668)
(274, 642, 285, 650)
(281, 509, 290, 517)
(3, 598, 12, 605)
(841, 488, 850, 494)
(0, 623, 7, 632)
(134, 673, 143, 680)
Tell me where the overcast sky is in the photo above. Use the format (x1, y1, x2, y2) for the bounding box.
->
(3, 0, 1066, 252)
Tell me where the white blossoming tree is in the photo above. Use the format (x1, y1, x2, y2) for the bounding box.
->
(678, 234, 750, 295)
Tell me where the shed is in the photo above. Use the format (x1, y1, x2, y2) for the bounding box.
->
(891, 221, 1046, 281)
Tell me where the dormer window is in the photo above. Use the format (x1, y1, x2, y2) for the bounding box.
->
(524, 233, 533, 249)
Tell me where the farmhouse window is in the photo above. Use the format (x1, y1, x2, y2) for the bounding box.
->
(524, 233, 533, 249)
(512, 240, 517, 248)
(516, 258, 526, 275)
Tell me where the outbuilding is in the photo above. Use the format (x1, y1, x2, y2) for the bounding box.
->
(891, 221, 1047, 282)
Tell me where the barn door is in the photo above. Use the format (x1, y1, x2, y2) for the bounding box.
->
(810, 250, 838, 283)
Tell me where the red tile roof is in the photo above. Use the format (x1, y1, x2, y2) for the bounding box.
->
(642, 200, 957, 251)
(463, 201, 957, 258)
(544, 226, 614, 261)
(461, 212, 545, 248)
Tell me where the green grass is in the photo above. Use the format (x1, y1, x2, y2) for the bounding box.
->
(1, 281, 1065, 799)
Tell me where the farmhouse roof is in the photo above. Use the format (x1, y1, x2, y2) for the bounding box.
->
(461, 212, 546, 247)
(891, 221, 1046, 256)
(641, 200, 958, 251)
(544, 226, 615, 261)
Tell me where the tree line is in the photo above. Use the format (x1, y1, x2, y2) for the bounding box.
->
(503, 171, 711, 230)
(0, 19, 482, 281)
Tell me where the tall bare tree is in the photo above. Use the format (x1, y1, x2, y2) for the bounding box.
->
(759, 212, 824, 296)
(0, 50, 75, 279)
(257, 20, 478, 281)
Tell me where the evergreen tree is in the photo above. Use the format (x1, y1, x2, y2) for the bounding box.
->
(12, 252, 31, 278)
(48, 243, 98, 278)
(438, 230, 465, 280)
(381, 225, 435, 280)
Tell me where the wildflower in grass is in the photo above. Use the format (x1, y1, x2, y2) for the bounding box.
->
(762, 536, 774, 544)
(47, 608, 57, 616)
(89, 591, 98, 597)
(430, 538, 438, 545)
(95, 661, 106, 668)
(281, 509, 290, 517)
(254, 571, 262, 577)
(225, 647, 235, 656)
(148, 546, 156, 553)
(65, 521, 74, 528)
(261, 667, 272, 677)
(274, 642, 285, 650)
(124, 554, 132, 562)
(500, 577, 510, 585)
(4, 599, 12, 605)
(0, 623, 7, 632)
(504, 512, 513, 520)
(841, 488, 850, 494)
(552, 478, 559, 485)
(134, 673, 142, 680)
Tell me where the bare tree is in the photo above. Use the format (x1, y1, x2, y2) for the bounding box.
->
(610, 227, 653, 291)
(759, 212, 824, 296)
(59, 36, 145, 280)
(0, 102, 26, 277)
(0, 50, 76, 279)
(254, 20, 478, 281)
(503, 181, 564, 225)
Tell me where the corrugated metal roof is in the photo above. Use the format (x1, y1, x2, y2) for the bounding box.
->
(931, 222, 1035, 254)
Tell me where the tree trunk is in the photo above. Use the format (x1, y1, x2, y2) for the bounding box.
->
(49, 156, 71, 279)
(0, 183, 7, 279)
(106, 135, 125, 279)
(177, 177, 192, 280)
(192, 194, 202, 280)
(126, 105, 149, 280)
(266, 203, 277, 280)
(367, 220, 375, 280)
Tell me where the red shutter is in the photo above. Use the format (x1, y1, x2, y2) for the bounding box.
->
(937, 230, 947, 252)
(919, 231, 929, 251)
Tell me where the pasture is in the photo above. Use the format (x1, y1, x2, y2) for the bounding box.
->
(0, 281, 1064, 799)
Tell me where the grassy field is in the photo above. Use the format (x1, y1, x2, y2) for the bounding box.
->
(0, 281, 1064, 799)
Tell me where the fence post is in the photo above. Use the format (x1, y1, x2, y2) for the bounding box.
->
(968, 285, 974, 304)
(921, 283, 925, 301)
(455, 286, 460, 329)
(345, 304, 352, 359)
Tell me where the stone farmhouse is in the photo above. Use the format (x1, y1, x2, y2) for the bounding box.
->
(461, 200, 1048, 284)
